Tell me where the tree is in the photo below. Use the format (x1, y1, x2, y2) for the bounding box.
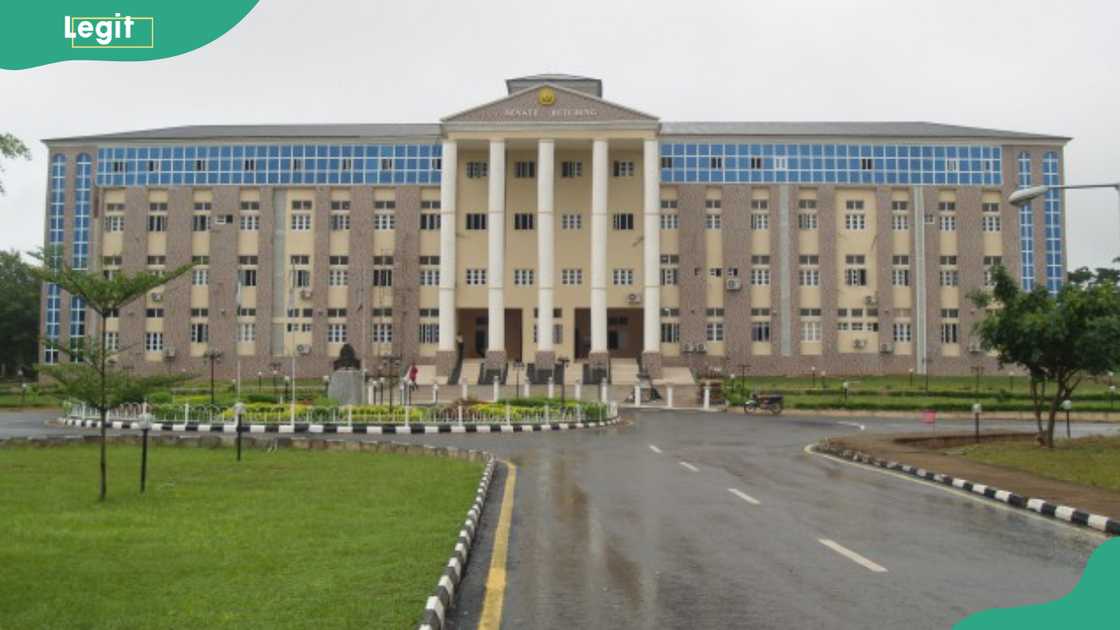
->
(0, 250, 41, 378)
(0, 133, 31, 195)
(32, 248, 194, 500)
(969, 264, 1120, 447)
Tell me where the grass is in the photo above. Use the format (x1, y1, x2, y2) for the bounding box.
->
(961, 435, 1120, 492)
(0, 444, 484, 629)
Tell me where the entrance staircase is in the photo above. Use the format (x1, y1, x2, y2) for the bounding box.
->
(458, 359, 483, 386)
(612, 359, 641, 385)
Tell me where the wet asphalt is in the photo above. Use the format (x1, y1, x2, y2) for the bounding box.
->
(3, 409, 1116, 629)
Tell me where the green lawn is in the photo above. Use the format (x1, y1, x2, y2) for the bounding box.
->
(0, 444, 484, 629)
(961, 435, 1120, 492)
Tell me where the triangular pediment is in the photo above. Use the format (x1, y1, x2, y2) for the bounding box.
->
(442, 83, 659, 125)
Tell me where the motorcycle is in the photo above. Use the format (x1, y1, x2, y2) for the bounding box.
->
(742, 393, 784, 415)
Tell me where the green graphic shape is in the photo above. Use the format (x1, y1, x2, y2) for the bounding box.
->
(955, 538, 1120, 628)
(1, 1, 258, 70)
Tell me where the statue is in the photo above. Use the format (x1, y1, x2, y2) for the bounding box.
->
(333, 343, 361, 370)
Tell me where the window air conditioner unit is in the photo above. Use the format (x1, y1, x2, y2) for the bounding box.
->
(163, 346, 176, 358)
(853, 339, 867, 350)
(626, 293, 641, 305)
(681, 342, 694, 353)
(214, 215, 228, 225)
(695, 343, 707, 353)
(968, 341, 983, 354)
(296, 344, 311, 355)
(299, 288, 313, 300)
(880, 342, 894, 354)
(151, 293, 163, 303)
(726, 278, 743, 291)
(864, 295, 878, 306)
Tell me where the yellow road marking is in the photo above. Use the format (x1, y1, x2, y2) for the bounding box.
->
(478, 461, 517, 630)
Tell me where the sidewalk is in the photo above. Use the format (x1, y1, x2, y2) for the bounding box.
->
(825, 431, 1120, 521)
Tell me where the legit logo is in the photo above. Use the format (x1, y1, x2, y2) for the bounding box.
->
(64, 14, 154, 48)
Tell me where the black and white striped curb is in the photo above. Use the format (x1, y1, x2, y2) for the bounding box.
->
(418, 456, 496, 630)
(815, 443, 1120, 536)
(60, 417, 621, 435)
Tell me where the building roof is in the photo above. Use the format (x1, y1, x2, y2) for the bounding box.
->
(505, 73, 603, 97)
(44, 123, 442, 144)
(44, 120, 1069, 144)
(659, 121, 1070, 142)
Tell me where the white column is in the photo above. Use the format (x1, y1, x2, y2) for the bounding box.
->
(642, 138, 660, 355)
(438, 140, 458, 353)
(590, 138, 609, 355)
(488, 139, 506, 354)
(537, 139, 555, 354)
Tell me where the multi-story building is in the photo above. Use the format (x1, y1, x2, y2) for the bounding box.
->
(39, 74, 1068, 382)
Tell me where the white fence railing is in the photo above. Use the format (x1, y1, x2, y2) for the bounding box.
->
(65, 401, 620, 426)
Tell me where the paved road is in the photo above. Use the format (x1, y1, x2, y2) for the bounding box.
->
(3, 409, 1116, 628)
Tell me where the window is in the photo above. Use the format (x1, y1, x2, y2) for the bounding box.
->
(466, 269, 487, 286)
(709, 157, 724, 170)
(192, 269, 209, 286)
(327, 324, 348, 344)
(750, 199, 769, 211)
(705, 199, 722, 210)
(660, 157, 673, 169)
(984, 256, 1003, 287)
(799, 268, 820, 287)
(190, 323, 209, 344)
(801, 320, 822, 342)
(420, 213, 441, 230)
(888, 213, 908, 230)
(240, 214, 260, 231)
(466, 161, 488, 178)
(144, 332, 164, 353)
(660, 213, 679, 230)
(466, 213, 487, 230)
(238, 268, 257, 287)
(860, 157, 874, 171)
(561, 214, 582, 230)
(104, 332, 120, 353)
(514, 213, 535, 230)
(194, 159, 208, 172)
(419, 323, 440, 344)
(940, 215, 957, 231)
(705, 214, 722, 230)
(893, 322, 912, 343)
(940, 270, 960, 287)
(797, 212, 817, 230)
(514, 161, 536, 178)
(661, 266, 679, 286)
(373, 212, 395, 230)
(238, 323, 256, 343)
(750, 321, 771, 342)
(105, 215, 124, 232)
(661, 322, 680, 343)
(749, 157, 763, 169)
(420, 200, 440, 210)
(561, 161, 582, 178)
(892, 268, 910, 287)
(660, 199, 678, 209)
(147, 215, 167, 232)
(561, 269, 582, 285)
(845, 213, 866, 230)
(891, 200, 909, 211)
(941, 322, 960, 344)
(149, 202, 168, 212)
(330, 213, 351, 231)
(513, 269, 534, 286)
(938, 201, 957, 212)
(419, 268, 440, 286)
(328, 269, 349, 287)
(707, 322, 725, 342)
(613, 161, 635, 177)
(373, 200, 396, 210)
(146, 307, 165, 318)
(331, 200, 351, 211)
(750, 267, 771, 286)
(292, 200, 312, 211)
(146, 255, 166, 267)
(612, 213, 634, 230)
(293, 269, 311, 289)
(982, 215, 1001, 232)
(709, 267, 723, 278)
(290, 254, 311, 265)
(291, 213, 311, 231)
(612, 268, 634, 285)
(371, 323, 393, 344)
(845, 254, 868, 286)
(751, 213, 769, 230)
(982, 202, 1000, 213)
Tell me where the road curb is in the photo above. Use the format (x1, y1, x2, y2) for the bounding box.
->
(419, 456, 497, 630)
(813, 442, 1120, 537)
(57, 417, 621, 435)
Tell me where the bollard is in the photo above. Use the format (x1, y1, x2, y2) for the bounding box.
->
(548, 377, 555, 399)
(667, 385, 674, 409)
(972, 403, 982, 444)
(574, 382, 582, 401)
(523, 380, 530, 398)
(600, 378, 608, 403)
(634, 383, 641, 408)
(347, 405, 353, 427)
(492, 376, 500, 403)
(457, 404, 463, 425)
(505, 403, 511, 424)
(461, 381, 468, 400)
(433, 383, 439, 404)
(367, 383, 373, 405)
(184, 403, 190, 423)
(703, 384, 711, 410)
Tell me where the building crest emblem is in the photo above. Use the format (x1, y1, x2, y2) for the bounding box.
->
(538, 87, 556, 106)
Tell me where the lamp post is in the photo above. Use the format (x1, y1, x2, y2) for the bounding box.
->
(203, 349, 222, 406)
(1110, 385, 1117, 419)
(558, 358, 570, 403)
(970, 365, 984, 395)
(842, 381, 850, 403)
(820, 370, 826, 391)
(811, 365, 817, 389)
(257, 371, 263, 391)
(908, 367, 914, 388)
(234, 401, 245, 462)
(1061, 399, 1072, 439)
(138, 413, 151, 493)
(1009, 182, 1120, 246)
(513, 360, 523, 399)
(972, 402, 982, 444)
(271, 367, 278, 393)
(1008, 371, 1014, 394)
(322, 374, 330, 396)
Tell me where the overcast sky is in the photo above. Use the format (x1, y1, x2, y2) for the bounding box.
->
(2, 0, 1117, 268)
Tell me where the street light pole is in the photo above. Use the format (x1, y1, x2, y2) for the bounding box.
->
(1009, 183, 1120, 247)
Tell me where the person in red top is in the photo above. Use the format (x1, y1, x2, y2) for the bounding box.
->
(407, 363, 419, 393)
